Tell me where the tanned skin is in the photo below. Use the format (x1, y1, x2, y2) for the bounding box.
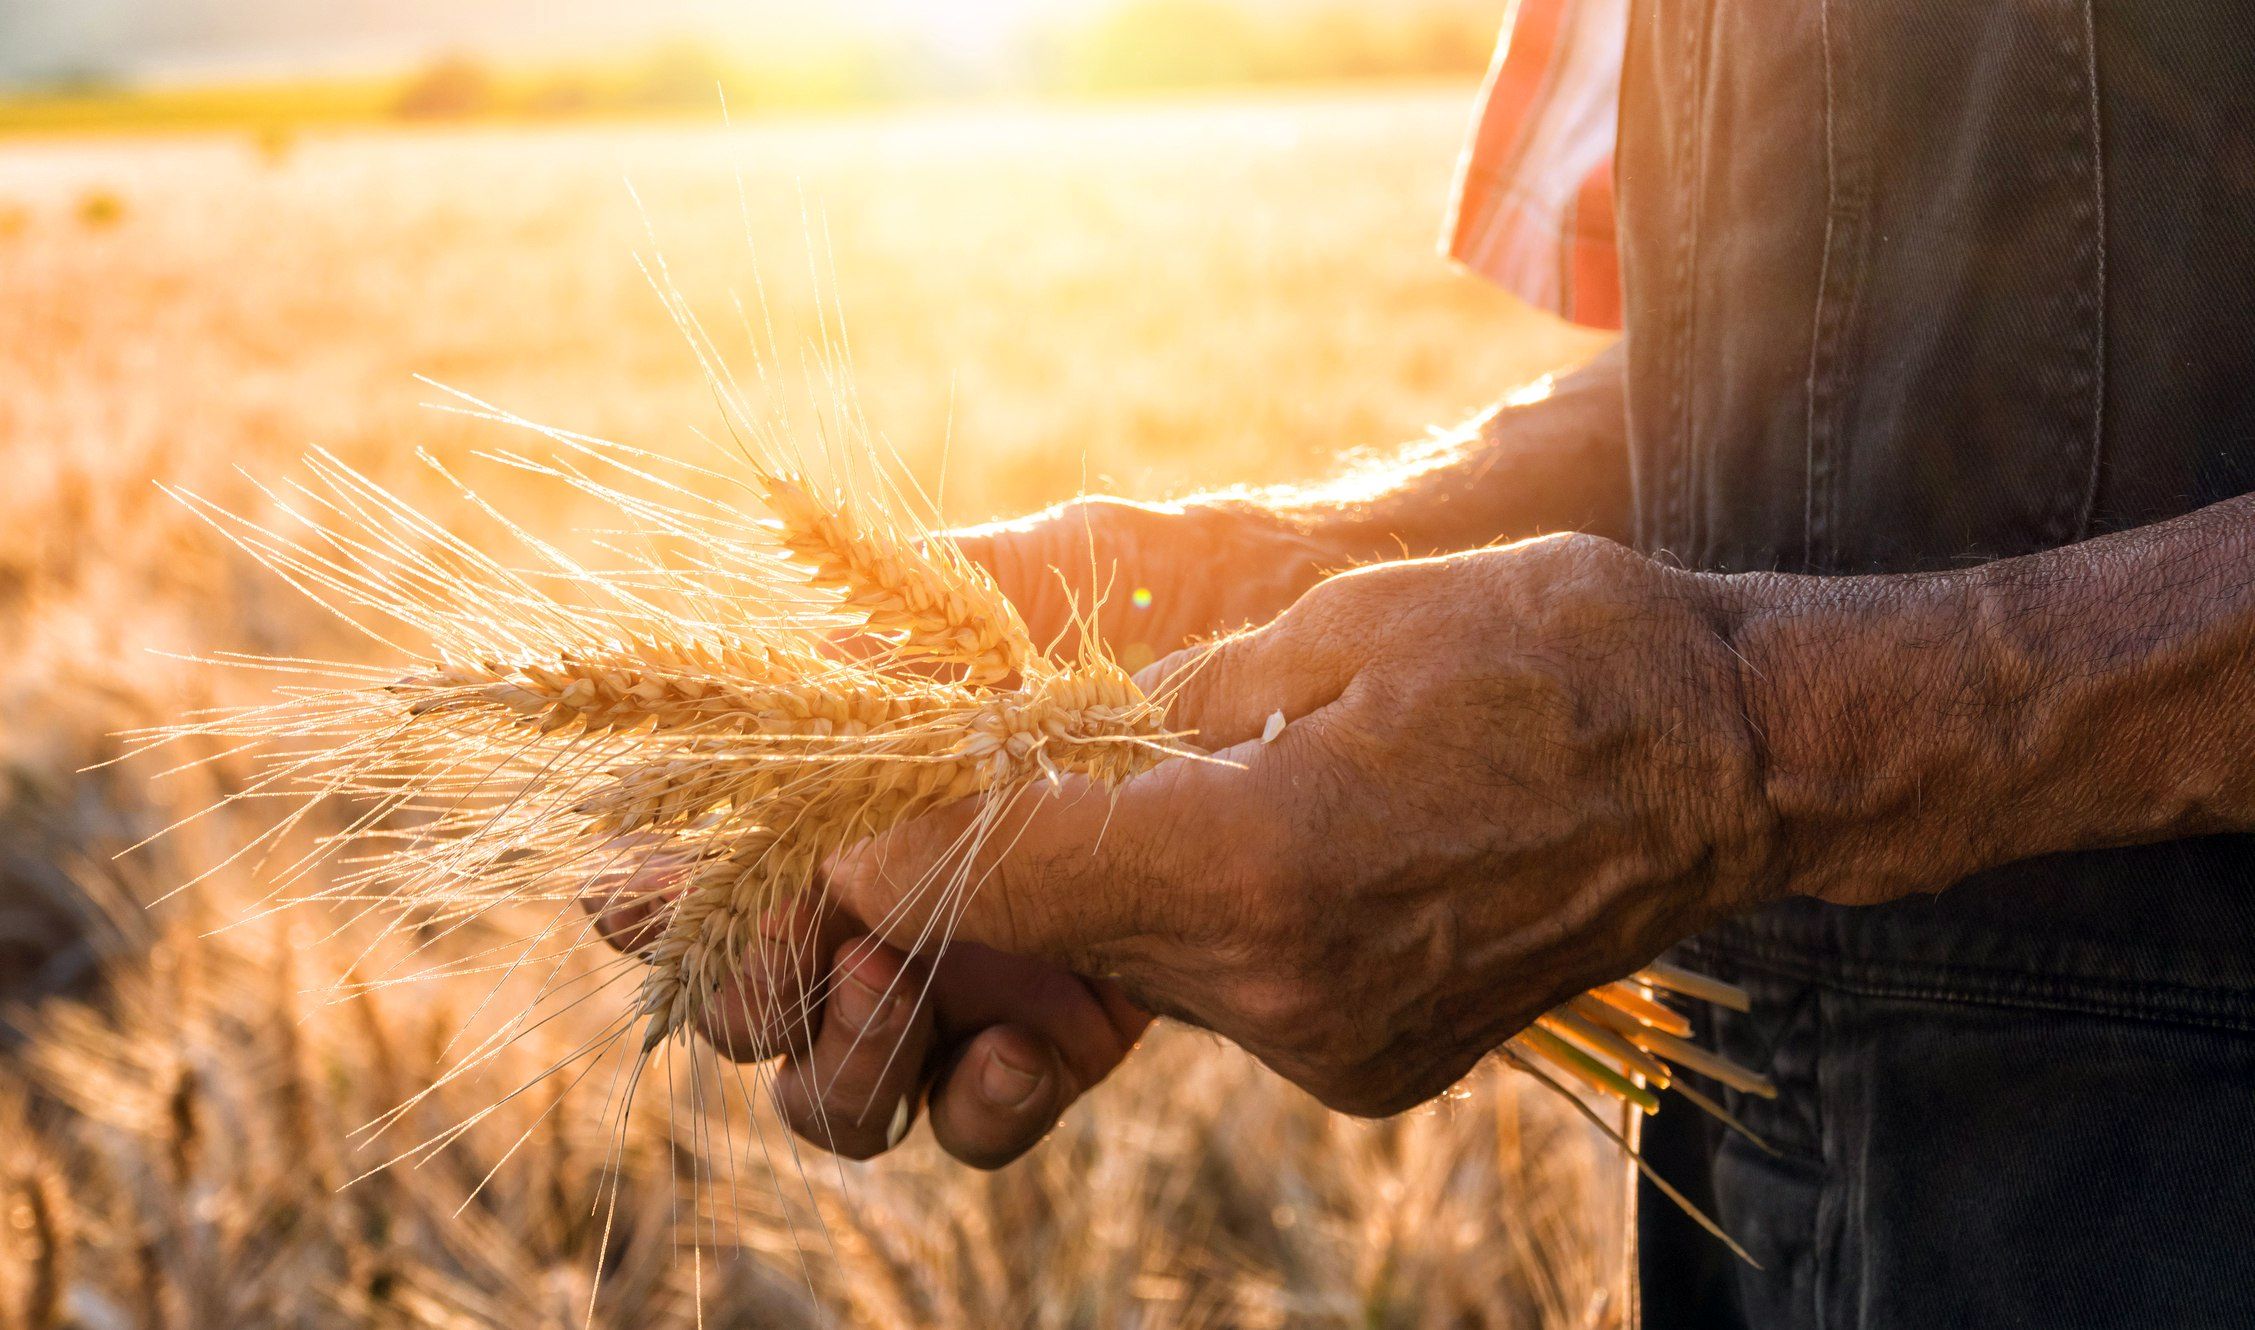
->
(591, 340, 2255, 1166)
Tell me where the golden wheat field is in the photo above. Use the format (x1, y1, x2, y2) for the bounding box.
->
(0, 87, 1623, 1328)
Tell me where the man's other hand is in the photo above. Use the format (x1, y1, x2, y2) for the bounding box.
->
(947, 496, 1339, 671)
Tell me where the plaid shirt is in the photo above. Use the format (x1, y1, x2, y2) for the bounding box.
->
(1443, 0, 1627, 330)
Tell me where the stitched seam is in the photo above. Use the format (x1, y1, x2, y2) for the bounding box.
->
(1804, 0, 1840, 572)
(1684, 937, 2255, 1032)
(1659, 1, 1708, 564)
(1689, 931, 2255, 1003)
(1803, 0, 1838, 573)
(2074, 0, 2108, 538)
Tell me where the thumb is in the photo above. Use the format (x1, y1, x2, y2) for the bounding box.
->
(825, 769, 1183, 961)
(1137, 610, 1358, 753)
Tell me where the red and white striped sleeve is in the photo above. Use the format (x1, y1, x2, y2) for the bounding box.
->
(1441, 0, 1627, 330)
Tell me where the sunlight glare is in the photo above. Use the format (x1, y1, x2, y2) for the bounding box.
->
(864, 0, 1083, 64)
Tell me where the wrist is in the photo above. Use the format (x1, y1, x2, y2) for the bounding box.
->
(1188, 495, 1368, 583)
(1712, 566, 2012, 906)
(1250, 466, 1525, 568)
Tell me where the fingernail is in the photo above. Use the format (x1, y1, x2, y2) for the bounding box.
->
(833, 971, 891, 1032)
(979, 1047, 1046, 1111)
(885, 1097, 913, 1148)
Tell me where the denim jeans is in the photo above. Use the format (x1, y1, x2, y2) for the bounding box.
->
(1641, 877, 2255, 1329)
(1614, 1, 2255, 1324)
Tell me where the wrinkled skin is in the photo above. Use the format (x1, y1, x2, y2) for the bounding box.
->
(591, 504, 1782, 1162)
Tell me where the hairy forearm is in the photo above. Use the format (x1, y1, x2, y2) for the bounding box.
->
(1726, 493, 2255, 905)
(1194, 340, 1632, 564)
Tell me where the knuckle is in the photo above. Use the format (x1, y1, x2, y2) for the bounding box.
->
(1307, 1076, 1388, 1118)
(1517, 529, 1618, 571)
(1264, 1042, 1385, 1117)
(1525, 531, 1643, 599)
(1053, 495, 1134, 527)
(1038, 496, 1144, 558)
(1318, 1080, 1411, 1120)
(1284, 569, 1374, 631)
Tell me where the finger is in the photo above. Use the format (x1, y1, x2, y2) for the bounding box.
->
(925, 943, 1151, 1082)
(827, 764, 1190, 959)
(926, 1025, 1071, 1169)
(589, 892, 667, 955)
(580, 847, 691, 956)
(774, 937, 938, 1159)
(920, 957, 1149, 1170)
(1136, 595, 1360, 752)
(826, 617, 1356, 958)
(694, 896, 857, 1062)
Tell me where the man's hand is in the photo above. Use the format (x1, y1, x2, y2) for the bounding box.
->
(829, 535, 1784, 1116)
(591, 495, 1344, 1166)
(948, 496, 1341, 672)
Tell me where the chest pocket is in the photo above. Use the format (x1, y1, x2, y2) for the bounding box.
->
(1804, 0, 2106, 572)
(1620, 0, 2108, 574)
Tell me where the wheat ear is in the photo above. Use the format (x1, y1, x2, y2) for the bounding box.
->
(759, 471, 1038, 684)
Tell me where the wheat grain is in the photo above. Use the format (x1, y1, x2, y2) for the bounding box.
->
(759, 472, 1037, 685)
(397, 644, 960, 737)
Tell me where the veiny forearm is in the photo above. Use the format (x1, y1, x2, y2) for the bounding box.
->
(1726, 493, 2255, 905)
(1194, 340, 1633, 565)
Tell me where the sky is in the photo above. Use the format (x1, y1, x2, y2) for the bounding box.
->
(0, 0, 1082, 86)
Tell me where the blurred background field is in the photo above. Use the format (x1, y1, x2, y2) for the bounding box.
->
(0, 0, 1507, 132)
(0, 2, 1623, 1323)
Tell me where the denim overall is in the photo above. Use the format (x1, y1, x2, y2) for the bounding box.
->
(1614, 2, 2255, 1325)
